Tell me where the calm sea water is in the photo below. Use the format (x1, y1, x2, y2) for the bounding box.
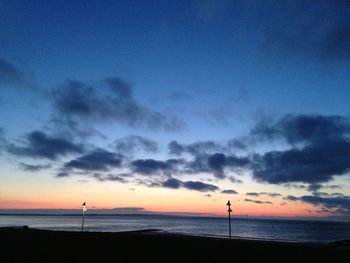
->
(1, 214, 349, 243)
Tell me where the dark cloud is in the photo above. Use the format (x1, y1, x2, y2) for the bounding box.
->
(0, 128, 5, 152)
(162, 178, 183, 189)
(186, 154, 209, 174)
(182, 181, 218, 192)
(131, 158, 183, 175)
(6, 131, 84, 160)
(105, 77, 132, 99)
(301, 195, 350, 209)
(221, 189, 238, 194)
(259, 192, 282, 198)
(252, 139, 350, 184)
(161, 178, 218, 192)
(260, 0, 350, 60)
(246, 192, 260, 197)
(0, 57, 24, 86)
(244, 199, 273, 205)
(52, 78, 184, 131)
(18, 163, 51, 172)
(207, 153, 250, 178)
(114, 135, 159, 155)
(251, 114, 350, 144)
(147, 182, 161, 188)
(92, 173, 128, 183)
(287, 194, 350, 215)
(251, 114, 350, 184)
(168, 140, 184, 156)
(307, 184, 323, 192)
(313, 192, 331, 197)
(207, 153, 229, 178)
(227, 139, 247, 151)
(131, 151, 249, 179)
(284, 195, 299, 201)
(331, 193, 345, 197)
(168, 139, 246, 156)
(283, 183, 306, 189)
(49, 116, 107, 139)
(129, 151, 249, 179)
(315, 208, 331, 214)
(325, 185, 343, 189)
(56, 171, 69, 177)
(194, 154, 248, 178)
(249, 115, 278, 142)
(63, 149, 123, 172)
(228, 177, 243, 184)
(168, 140, 224, 156)
(304, 184, 343, 192)
(52, 81, 102, 117)
(186, 152, 250, 179)
(0, 57, 37, 90)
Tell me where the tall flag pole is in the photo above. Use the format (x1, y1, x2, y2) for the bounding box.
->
(81, 202, 87, 232)
(226, 200, 232, 239)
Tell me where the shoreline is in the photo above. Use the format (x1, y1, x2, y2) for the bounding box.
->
(0, 226, 349, 262)
(0, 225, 348, 245)
(0, 225, 336, 244)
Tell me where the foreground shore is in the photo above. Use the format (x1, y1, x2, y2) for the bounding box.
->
(1, 227, 349, 262)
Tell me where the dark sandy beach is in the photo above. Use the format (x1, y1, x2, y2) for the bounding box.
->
(0, 227, 349, 262)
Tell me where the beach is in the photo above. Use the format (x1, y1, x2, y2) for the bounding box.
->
(1, 227, 349, 262)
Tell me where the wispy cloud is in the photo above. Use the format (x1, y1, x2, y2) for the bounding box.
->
(114, 135, 159, 155)
(168, 139, 246, 156)
(260, 0, 350, 60)
(246, 192, 259, 197)
(244, 198, 273, 205)
(0, 57, 36, 89)
(221, 189, 238, 194)
(259, 192, 282, 198)
(18, 163, 51, 172)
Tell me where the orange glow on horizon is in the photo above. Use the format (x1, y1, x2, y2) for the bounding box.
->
(0, 198, 324, 218)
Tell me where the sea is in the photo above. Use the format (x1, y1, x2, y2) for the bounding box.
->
(1, 214, 350, 243)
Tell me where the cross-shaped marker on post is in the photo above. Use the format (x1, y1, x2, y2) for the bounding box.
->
(81, 202, 87, 232)
(227, 200, 232, 238)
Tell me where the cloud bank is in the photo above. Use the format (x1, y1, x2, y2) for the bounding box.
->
(6, 131, 84, 160)
(52, 78, 184, 132)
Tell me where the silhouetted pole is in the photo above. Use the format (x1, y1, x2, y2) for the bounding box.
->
(226, 200, 232, 239)
(81, 202, 87, 232)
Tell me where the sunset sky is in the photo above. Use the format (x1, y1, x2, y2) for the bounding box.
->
(0, 0, 349, 219)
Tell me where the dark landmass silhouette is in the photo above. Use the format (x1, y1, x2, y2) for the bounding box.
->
(0, 227, 349, 262)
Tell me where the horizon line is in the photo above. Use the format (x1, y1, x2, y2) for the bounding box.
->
(0, 208, 349, 222)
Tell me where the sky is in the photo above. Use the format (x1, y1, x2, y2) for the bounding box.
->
(0, 0, 350, 219)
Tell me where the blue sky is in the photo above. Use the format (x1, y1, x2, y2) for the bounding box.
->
(0, 0, 350, 218)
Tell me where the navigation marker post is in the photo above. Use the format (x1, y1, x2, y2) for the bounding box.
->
(81, 202, 87, 232)
(226, 200, 232, 239)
